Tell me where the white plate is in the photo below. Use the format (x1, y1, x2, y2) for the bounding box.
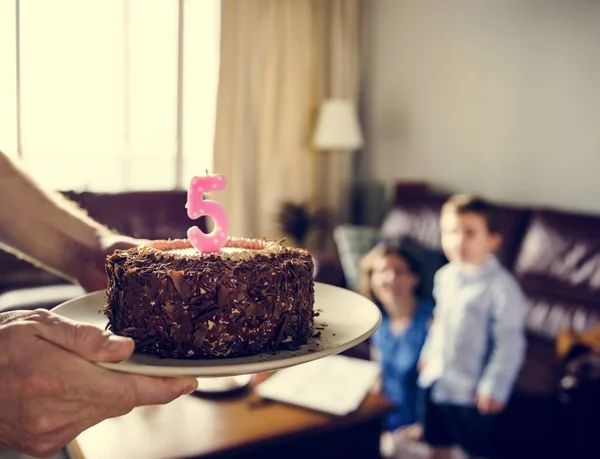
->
(51, 282, 381, 378)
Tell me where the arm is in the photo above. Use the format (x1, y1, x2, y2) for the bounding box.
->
(476, 278, 527, 405)
(418, 315, 438, 371)
(418, 272, 443, 368)
(370, 342, 381, 362)
(369, 336, 382, 394)
(0, 152, 129, 290)
(418, 330, 432, 370)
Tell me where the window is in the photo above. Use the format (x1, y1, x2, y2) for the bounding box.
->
(0, 0, 220, 192)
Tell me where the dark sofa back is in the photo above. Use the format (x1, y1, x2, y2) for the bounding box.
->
(514, 210, 600, 339)
(380, 184, 531, 270)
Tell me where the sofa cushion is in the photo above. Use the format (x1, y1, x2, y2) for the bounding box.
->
(74, 190, 198, 240)
(0, 250, 67, 292)
(515, 210, 600, 301)
(523, 292, 600, 341)
(515, 210, 600, 336)
(333, 224, 380, 290)
(380, 192, 447, 250)
(493, 205, 531, 271)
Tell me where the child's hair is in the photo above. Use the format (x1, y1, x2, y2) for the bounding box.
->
(358, 241, 420, 308)
(442, 194, 500, 234)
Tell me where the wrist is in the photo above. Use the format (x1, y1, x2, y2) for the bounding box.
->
(67, 227, 115, 287)
(74, 231, 145, 293)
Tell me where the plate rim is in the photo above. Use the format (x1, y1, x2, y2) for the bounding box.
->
(51, 282, 381, 377)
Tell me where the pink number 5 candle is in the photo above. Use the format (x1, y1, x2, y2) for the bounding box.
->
(186, 171, 229, 252)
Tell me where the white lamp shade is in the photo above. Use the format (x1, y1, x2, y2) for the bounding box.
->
(312, 99, 364, 151)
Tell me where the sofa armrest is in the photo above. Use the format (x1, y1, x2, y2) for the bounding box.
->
(312, 251, 346, 288)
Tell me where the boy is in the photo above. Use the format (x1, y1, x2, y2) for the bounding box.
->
(419, 194, 526, 459)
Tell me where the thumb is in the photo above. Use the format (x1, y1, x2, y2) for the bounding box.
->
(29, 309, 135, 362)
(121, 374, 199, 407)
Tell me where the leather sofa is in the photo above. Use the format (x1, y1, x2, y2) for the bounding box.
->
(0, 190, 199, 313)
(313, 182, 600, 458)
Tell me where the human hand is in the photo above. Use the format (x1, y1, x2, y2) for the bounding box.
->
(0, 309, 198, 457)
(77, 233, 148, 293)
(370, 377, 382, 395)
(395, 423, 423, 442)
(475, 393, 505, 414)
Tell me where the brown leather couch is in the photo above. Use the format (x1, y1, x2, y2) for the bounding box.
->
(0, 190, 200, 313)
(313, 182, 600, 458)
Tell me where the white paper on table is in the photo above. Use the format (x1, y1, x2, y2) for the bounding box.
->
(255, 354, 380, 416)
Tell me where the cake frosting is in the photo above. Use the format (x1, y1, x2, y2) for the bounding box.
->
(104, 237, 315, 358)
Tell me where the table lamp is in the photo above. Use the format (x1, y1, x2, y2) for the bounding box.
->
(312, 99, 364, 152)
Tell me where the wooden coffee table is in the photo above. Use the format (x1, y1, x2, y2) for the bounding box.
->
(72, 382, 393, 459)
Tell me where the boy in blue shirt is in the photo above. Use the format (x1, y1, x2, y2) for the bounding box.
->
(419, 195, 526, 458)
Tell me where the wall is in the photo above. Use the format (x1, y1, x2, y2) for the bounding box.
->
(362, 0, 600, 213)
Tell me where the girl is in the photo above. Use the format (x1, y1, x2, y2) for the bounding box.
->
(360, 242, 433, 438)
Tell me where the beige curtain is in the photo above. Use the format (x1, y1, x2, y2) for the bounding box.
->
(213, 0, 361, 243)
(319, 0, 362, 225)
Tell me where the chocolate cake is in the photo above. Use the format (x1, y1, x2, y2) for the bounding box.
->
(104, 238, 315, 358)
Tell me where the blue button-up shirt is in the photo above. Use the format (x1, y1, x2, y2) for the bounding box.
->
(372, 299, 433, 430)
(418, 256, 526, 405)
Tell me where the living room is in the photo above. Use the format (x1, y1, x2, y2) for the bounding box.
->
(1, 1, 599, 459)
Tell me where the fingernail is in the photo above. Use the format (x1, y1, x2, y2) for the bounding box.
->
(182, 382, 198, 395)
(104, 334, 132, 352)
